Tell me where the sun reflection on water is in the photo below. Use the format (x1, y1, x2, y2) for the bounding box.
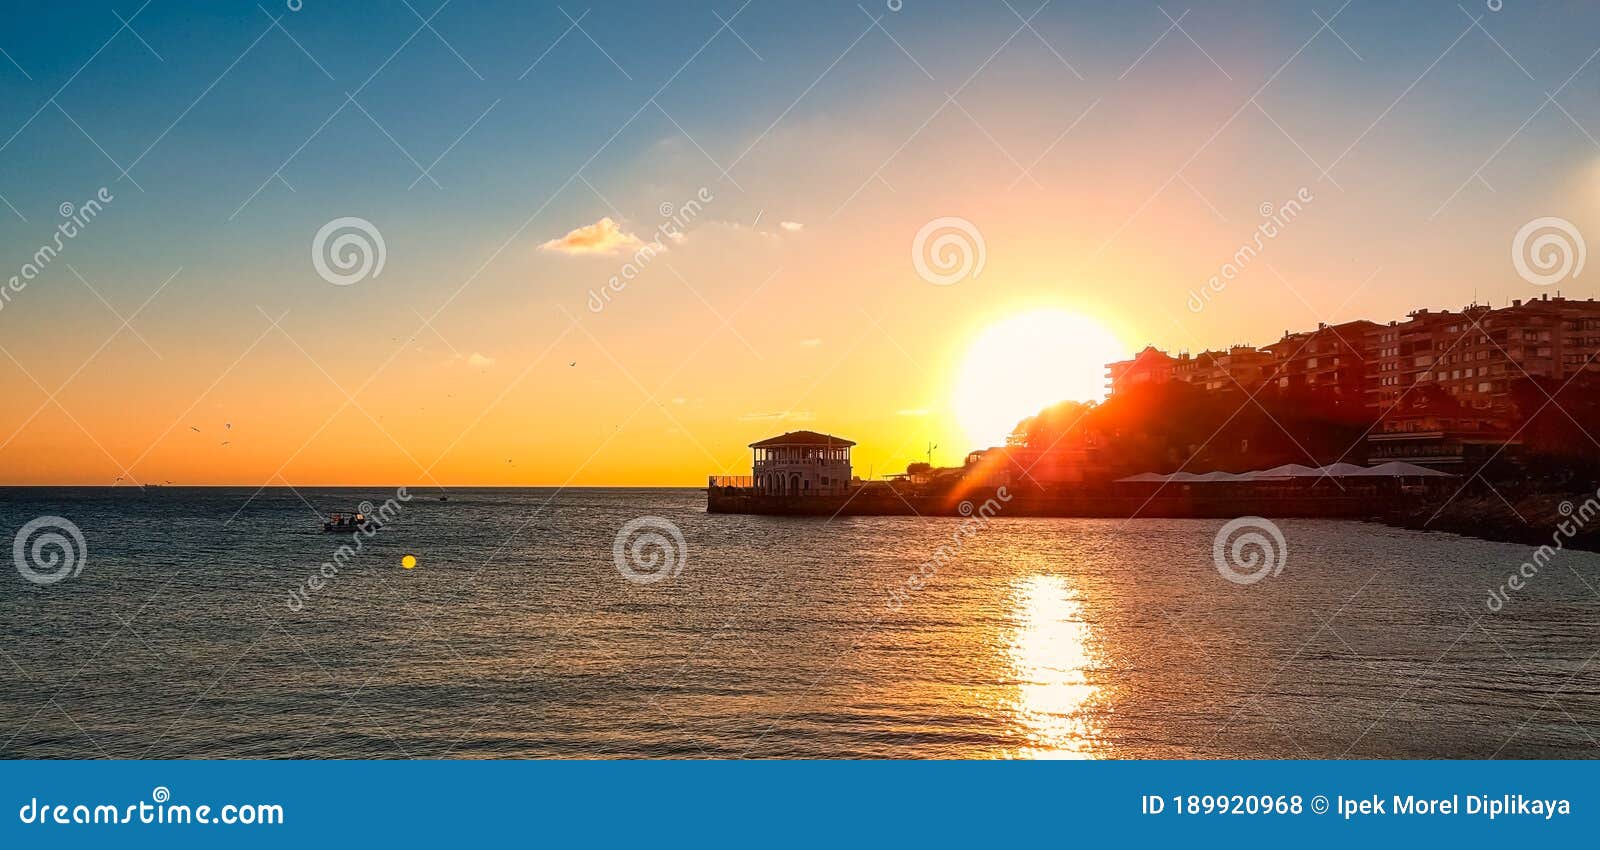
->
(1005, 573, 1104, 759)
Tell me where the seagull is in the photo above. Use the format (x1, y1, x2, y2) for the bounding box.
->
(569, 361, 576, 367)
(221, 441, 231, 446)
(189, 426, 200, 432)
(225, 423, 232, 430)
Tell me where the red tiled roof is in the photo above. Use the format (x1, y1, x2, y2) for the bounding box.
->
(748, 430, 856, 448)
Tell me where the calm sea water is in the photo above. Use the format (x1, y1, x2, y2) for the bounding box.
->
(1, 487, 1597, 759)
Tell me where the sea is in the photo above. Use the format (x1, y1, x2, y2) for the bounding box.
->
(1, 486, 1597, 759)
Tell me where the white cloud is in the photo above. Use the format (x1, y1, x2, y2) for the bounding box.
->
(780, 221, 804, 232)
(539, 217, 650, 256)
(467, 352, 496, 368)
(799, 338, 822, 347)
(738, 410, 816, 422)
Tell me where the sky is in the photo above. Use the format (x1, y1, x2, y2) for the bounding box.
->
(2, 0, 1599, 485)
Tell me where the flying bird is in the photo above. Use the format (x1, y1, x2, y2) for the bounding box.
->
(189, 426, 200, 432)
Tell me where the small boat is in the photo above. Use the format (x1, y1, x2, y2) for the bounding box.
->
(321, 512, 367, 532)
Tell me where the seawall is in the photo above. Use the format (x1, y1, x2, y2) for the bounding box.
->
(706, 489, 1383, 519)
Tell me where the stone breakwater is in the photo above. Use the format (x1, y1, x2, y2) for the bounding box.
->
(1385, 491, 1600, 553)
(709, 483, 1600, 556)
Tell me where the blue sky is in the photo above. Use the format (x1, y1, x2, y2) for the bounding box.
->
(5, 2, 1599, 292)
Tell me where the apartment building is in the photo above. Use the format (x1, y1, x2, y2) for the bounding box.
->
(1102, 295, 1600, 468)
(1105, 345, 1176, 395)
(1171, 346, 1275, 392)
(1261, 320, 1380, 401)
(1368, 294, 1600, 413)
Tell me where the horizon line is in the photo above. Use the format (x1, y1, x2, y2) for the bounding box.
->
(0, 483, 713, 489)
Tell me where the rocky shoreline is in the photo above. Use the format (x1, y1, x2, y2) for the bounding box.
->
(1385, 491, 1600, 554)
(709, 481, 1600, 555)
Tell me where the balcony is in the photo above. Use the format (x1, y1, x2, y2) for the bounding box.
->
(754, 458, 849, 470)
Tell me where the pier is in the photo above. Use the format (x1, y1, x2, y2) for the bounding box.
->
(709, 431, 1447, 519)
(707, 479, 1391, 519)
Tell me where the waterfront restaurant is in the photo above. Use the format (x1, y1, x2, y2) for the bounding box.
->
(748, 430, 854, 496)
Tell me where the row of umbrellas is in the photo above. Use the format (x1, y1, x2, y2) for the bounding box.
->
(1117, 461, 1454, 484)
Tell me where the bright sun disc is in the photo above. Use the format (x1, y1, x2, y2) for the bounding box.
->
(953, 310, 1125, 450)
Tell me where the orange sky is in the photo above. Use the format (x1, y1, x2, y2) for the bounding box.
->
(4, 4, 1599, 485)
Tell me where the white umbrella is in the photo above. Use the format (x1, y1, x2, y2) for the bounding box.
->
(1362, 461, 1454, 477)
(1313, 462, 1371, 477)
(1242, 463, 1319, 479)
(1191, 470, 1246, 481)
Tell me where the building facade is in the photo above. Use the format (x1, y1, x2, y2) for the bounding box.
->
(1171, 345, 1274, 391)
(749, 430, 854, 496)
(1369, 295, 1600, 413)
(1102, 296, 1600, 469)
(1109, 296, 1600, 414)
(1106, 345, 1176, 394)
(1261, 320, 1380, 401)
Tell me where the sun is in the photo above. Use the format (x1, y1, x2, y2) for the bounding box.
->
(952, 309, 1125, 450)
